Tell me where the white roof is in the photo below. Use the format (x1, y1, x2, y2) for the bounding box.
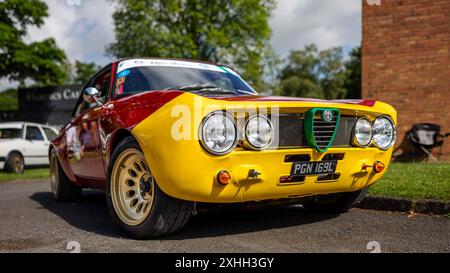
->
(0, 122, 56, 129)
(116, 58, 229, 74)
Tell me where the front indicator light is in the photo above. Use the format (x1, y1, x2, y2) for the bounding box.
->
(217, 170, 231, 185)
(373, 161, 386, 173)
(362, 161, 386, 173)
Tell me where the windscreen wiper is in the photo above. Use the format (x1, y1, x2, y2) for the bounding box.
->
(167, 83, 238, 95)
(178, 83, 220, 91)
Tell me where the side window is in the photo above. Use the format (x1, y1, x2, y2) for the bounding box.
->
(43, 127, 58, 141)
(93, 70, 111, 100)
(74, 67, 112, 117)
(26, 126, 44, 141)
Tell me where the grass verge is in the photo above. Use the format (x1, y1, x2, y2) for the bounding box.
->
(370, 163, 450, 201)
(0, 168, 50, 182)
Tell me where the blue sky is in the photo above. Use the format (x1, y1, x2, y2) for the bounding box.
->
(1, 0, 361, 90)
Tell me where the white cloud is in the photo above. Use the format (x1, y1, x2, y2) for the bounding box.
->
(28, 0, 361, 63)
(270, 0, 361, 57)
(26, 0, 116, 65)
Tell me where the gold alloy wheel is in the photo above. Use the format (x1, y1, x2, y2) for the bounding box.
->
(110, 148, 155, 226)
(50, 155, 58, 196)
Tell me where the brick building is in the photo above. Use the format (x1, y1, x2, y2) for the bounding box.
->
(362, 0, 450, 161)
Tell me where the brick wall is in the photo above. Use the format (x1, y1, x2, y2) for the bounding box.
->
(362, 0, 450, 161)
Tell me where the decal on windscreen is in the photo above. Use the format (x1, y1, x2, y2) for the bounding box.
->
(117, 69, 130, 78)
(220, 66, 240, 77)
(116, 59, 226, 74)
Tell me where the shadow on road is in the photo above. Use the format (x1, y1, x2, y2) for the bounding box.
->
(31, 190, 340, 240)
(30, 190, 122, 238)
(168, 206, 340, 240)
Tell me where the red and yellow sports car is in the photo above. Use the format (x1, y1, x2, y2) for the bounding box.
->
(50, 58, 397, 239)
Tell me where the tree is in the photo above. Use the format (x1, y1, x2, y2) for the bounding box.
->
(0, 89, 18, 111)
(319, 47, 347, 99)
(107, 0, 276, 91)
(59, 60, 102, 85)
(73, 61, 101, 85)
(0, 0, 67, 86)
(343, 46, 361, 99)
(277, 44, 347, 99)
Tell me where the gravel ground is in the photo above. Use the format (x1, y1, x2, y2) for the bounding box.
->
(0, 180, 449, 253)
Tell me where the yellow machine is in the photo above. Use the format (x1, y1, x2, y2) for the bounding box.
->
(133, 92, 397, 203)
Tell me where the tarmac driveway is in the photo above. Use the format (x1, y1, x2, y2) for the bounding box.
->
(0, 180, 449, 253)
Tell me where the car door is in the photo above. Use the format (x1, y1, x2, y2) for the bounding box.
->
(23, 125, 49, 166)
(67, 66, 112, 180)
(42, 126, 58, 142)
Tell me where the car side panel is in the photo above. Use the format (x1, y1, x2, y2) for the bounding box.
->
(51, 127, 80, 185)
(22, 126, 50, 165)
(51, 88, 185, 189)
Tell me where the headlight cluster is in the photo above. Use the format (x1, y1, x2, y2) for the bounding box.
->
(200, 112, 237, 155)
(353, 116, 396, 150)
(200, 112, 274, 155)
(245, 115, 274, 149)
(373, 117, 396, 150)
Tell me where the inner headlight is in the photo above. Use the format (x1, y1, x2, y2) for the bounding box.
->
(373, 116, 396, 150)
(200, 112, 237, 155)
(354, 118, 373, 147)
(245, 115, 273, 149)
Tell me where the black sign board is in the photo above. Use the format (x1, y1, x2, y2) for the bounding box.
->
(0, 85, 82, 127)
(18, 85, 81, 112)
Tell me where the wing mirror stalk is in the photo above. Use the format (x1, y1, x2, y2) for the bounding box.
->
(83, 87, 104, 106)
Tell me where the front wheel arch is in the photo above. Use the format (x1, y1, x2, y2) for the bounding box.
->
(106, 135, 193, 239)
(107, 129, 134, 168)
(6, 150, 24, 162)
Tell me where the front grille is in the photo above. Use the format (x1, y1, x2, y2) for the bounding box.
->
(312, 115, 339, 150)
(272, 115, 356, 149)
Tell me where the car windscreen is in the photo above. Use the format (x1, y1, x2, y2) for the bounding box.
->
(0, 128, 22, 139)
(114, 62, 256, 96)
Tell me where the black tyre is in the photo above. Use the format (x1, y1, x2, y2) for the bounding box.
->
(302, 188, 369, 213)
(50, 150, 82, 202)
(5, 152, 24, 174)
(106, 136, 193, 239)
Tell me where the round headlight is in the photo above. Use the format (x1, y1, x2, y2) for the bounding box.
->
(200, 112, 237, 155)
(245, 115, 273, 149)
(373, 116, 396, 150)
(354, 118, 373, 147)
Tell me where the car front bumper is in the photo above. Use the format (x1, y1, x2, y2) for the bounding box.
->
(133, 135, 392, 203)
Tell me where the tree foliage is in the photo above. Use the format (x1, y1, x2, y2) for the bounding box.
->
(343, 46, 361, 99)
(59, 60, 102, 85)
(0, 88, 18, 111)
(278, 44, 348, 100)
(0, 0, 66, 86)
(107, 0, 276, 91)
(73, 61, 101, 85)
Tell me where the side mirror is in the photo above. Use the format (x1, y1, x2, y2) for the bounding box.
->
(83, 87, 102, 105)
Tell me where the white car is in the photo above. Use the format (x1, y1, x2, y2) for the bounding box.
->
(0, 122, 59, 173)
